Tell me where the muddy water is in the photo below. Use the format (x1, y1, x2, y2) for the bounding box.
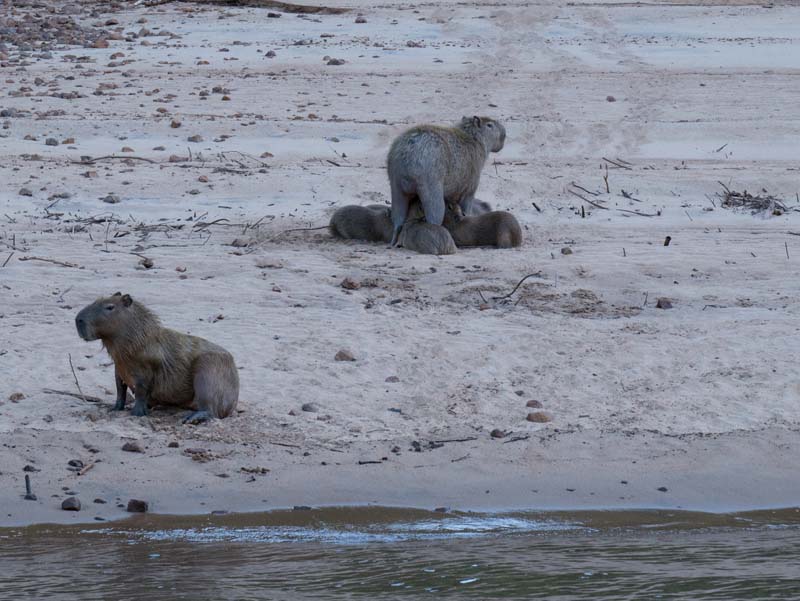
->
(2, 507, 800, 600)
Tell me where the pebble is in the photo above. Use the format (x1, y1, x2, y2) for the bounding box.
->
(168, 441, 180, 448)
(385, 376, 400, 383)
(267, 12, 281, 18)
(334, 349, 356, 362)
(61, 497, 81, 511)
(606, 95, 616, 102)
(265, 51, 276, 58)
(355, 16, 367, 23)
(93, 498, 106, 504)
(326, 58, 346, 66)
(9, 392, 25, 401)
(527, 412, 552, 423)
(301, 402, 320, 413)
(18, 187, 32, 196)
(187, 134, 203, 143)
(127, 499, 149, 513)
(122, 441, 144, 453)
(490, 429, 508, 439)
(341, 277, 360, 290)
(23, 464, 40, 472)
(102, 194, 120, 204)
(526, 400, 543, 408)
(656, 298, 673, 309)
(45, 137, 59, 146)
(657, 486, 668, 492)
(561, 247, 573, 255)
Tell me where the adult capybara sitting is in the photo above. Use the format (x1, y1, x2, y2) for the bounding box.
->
(387, 116, 506, 245)
(443, 204, 523, 248)
(329, 204, 393, 243)
(75, 293, 239, 424)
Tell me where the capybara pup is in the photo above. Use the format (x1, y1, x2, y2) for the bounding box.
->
(387, 116, 506, 245)
(398, 220, 457, 255)
(443, 205, 523, 248)
(329, 204, 393, 243)
(75, 293, 239, 423)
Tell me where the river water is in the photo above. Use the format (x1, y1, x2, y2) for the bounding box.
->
(1, 507, 800, 600)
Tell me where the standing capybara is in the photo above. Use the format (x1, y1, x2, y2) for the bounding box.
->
(398, 220, 457, 255)
(443, 204, 523, 248)
(329, 204, 393, 242)
(386, 116, 506, 245)
(75, 293, 239, 423)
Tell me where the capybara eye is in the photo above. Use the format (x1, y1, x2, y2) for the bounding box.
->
(105, 305, 115, 311)
(487, 122, 493, 128)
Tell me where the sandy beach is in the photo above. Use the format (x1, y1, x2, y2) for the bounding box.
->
(1, 0, 799, 527)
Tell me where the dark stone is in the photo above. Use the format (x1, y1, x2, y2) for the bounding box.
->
(292, 505, 312, 511)
(490, 429, 508, 439)
(657, 486, 668, 492)
(61, 497, 81, 511)
(122, 441, 144, 453)
(301, 402, 319, 413)
(126, 499, 148, 513)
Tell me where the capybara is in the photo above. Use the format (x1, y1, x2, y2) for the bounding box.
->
(75, 293, 239, 423)
(329, 204, 393, 243)
(386, 116, 506, 245)
(398, 220, 457, 255)
(443, 204, 523, 248)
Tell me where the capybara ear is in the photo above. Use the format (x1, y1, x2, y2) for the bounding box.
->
(472, 115, 482, 128)
(113, 291, 122, 297)
(121, 294, 133, 307)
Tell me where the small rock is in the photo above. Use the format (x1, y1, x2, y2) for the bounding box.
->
(341, 277, 360, 290)
(45, 137, 59, 146)
(93, 498, 107, 504)
(267, 12, 281, 18)
(293, 505, 312, 511)
(561, 247, 573, 255)
(527, 412, 551, 423)
(355, 16, 367, 23)
(127, 499, 148, 513)
(9, 392, 24, 401)
(102, 194, 120, 204)
(301, 402, 319, 413)
(121, 147, 134, 153)
(139, 257, 154, 269)
(490, 429, 508, 439)
(67, 459, 84, 468)
(168, 441, 179, 448)
(170, 120, 181, 128)
(385, 376, 399, 383)
(18, 188, 32, 197)
(526, 400, 543, 408)
(122, 441, 144, 453)
(606, 95, 616, 102)
(62, 138, 75, 145)
(198, 175, 209, 183)
(656, 298, 673, 309)
(61, 497, 81, 511)
(434, 506, 449, 513)
(265, 51, 276, 58)
(93, 39, 109, 49)
(334, 349, 355, 362)
(23, 465, 40, 472)
(326, 58, 346, 66)
(187, 134, 203, 143)
(657, 486, 668, 492)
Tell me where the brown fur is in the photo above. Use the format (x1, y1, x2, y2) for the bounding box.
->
(398, 220, 457, 255)
(443, 206, 523, 248)
(75, 293, 239, 421)
(329, 204, 393, 243)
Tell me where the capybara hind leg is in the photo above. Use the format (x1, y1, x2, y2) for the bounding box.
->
(418, 181, 445, 226)
(191, 354, 239, 420)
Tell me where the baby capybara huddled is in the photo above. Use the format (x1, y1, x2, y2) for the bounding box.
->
(75, 293, 239, 423)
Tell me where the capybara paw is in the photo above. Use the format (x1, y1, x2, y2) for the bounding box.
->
(112, 400, 126, 411)
(130, 404, 148, 417)
(182, 410, 212, 425)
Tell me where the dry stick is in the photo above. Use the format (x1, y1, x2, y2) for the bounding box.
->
(503, 434, 530, 444)
(267, 440, 301, 449)
(19, 256, 79, 268)
(786, 241, 790, 260)
(281, 225, 329, 234)
(568, 188, 609, 210)
(492, 273, 542, 301)
(570, 182, 600, 196)
(432, 437, 478, 444)
(603, 164, 610, 193)
(602, 157, 632, 170)
(78, 463, 95, 476)
(617, 208, 658, 217)
(531, 201, 542, 212)
(1, 252, 13, 268)
(67, 354, 88, 404)
(73, 155, 157, 164)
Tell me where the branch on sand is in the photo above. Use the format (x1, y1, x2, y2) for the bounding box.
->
(133, 0, 348, 14)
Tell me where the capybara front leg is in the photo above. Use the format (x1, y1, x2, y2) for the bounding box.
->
(130, 376, 151, 417)
(113, 369, 128, 411)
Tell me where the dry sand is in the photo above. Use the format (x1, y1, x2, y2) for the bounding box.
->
(1, 0, 800, 526)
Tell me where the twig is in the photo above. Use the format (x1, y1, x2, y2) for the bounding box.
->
(785, 241, 790, 260)
(602, 157, 632, 170)
(642, 292, 649, 307)
(19, 256, 79, 268)
(357, 460, 383, 465)
(68, 354, 88, 404)
(43, 388, 105, 403)
(78, 463, 95, 476)
(267, 440, 301, 449)
(570, 182, 600, 196)
(491, 273, 542, 301)
(531, 201, 541, 212)
(326, 159, 342, 167)
(1, 252, 13, 268)
(432, 437, 478, 444)
(503, 434, 530, 444)
(73, 155, 156, 164)
(603, 164, 609, 193)
(568, 188, 609, 210)
(617, 208, 658, 217)
(281, 225, 329, 234)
